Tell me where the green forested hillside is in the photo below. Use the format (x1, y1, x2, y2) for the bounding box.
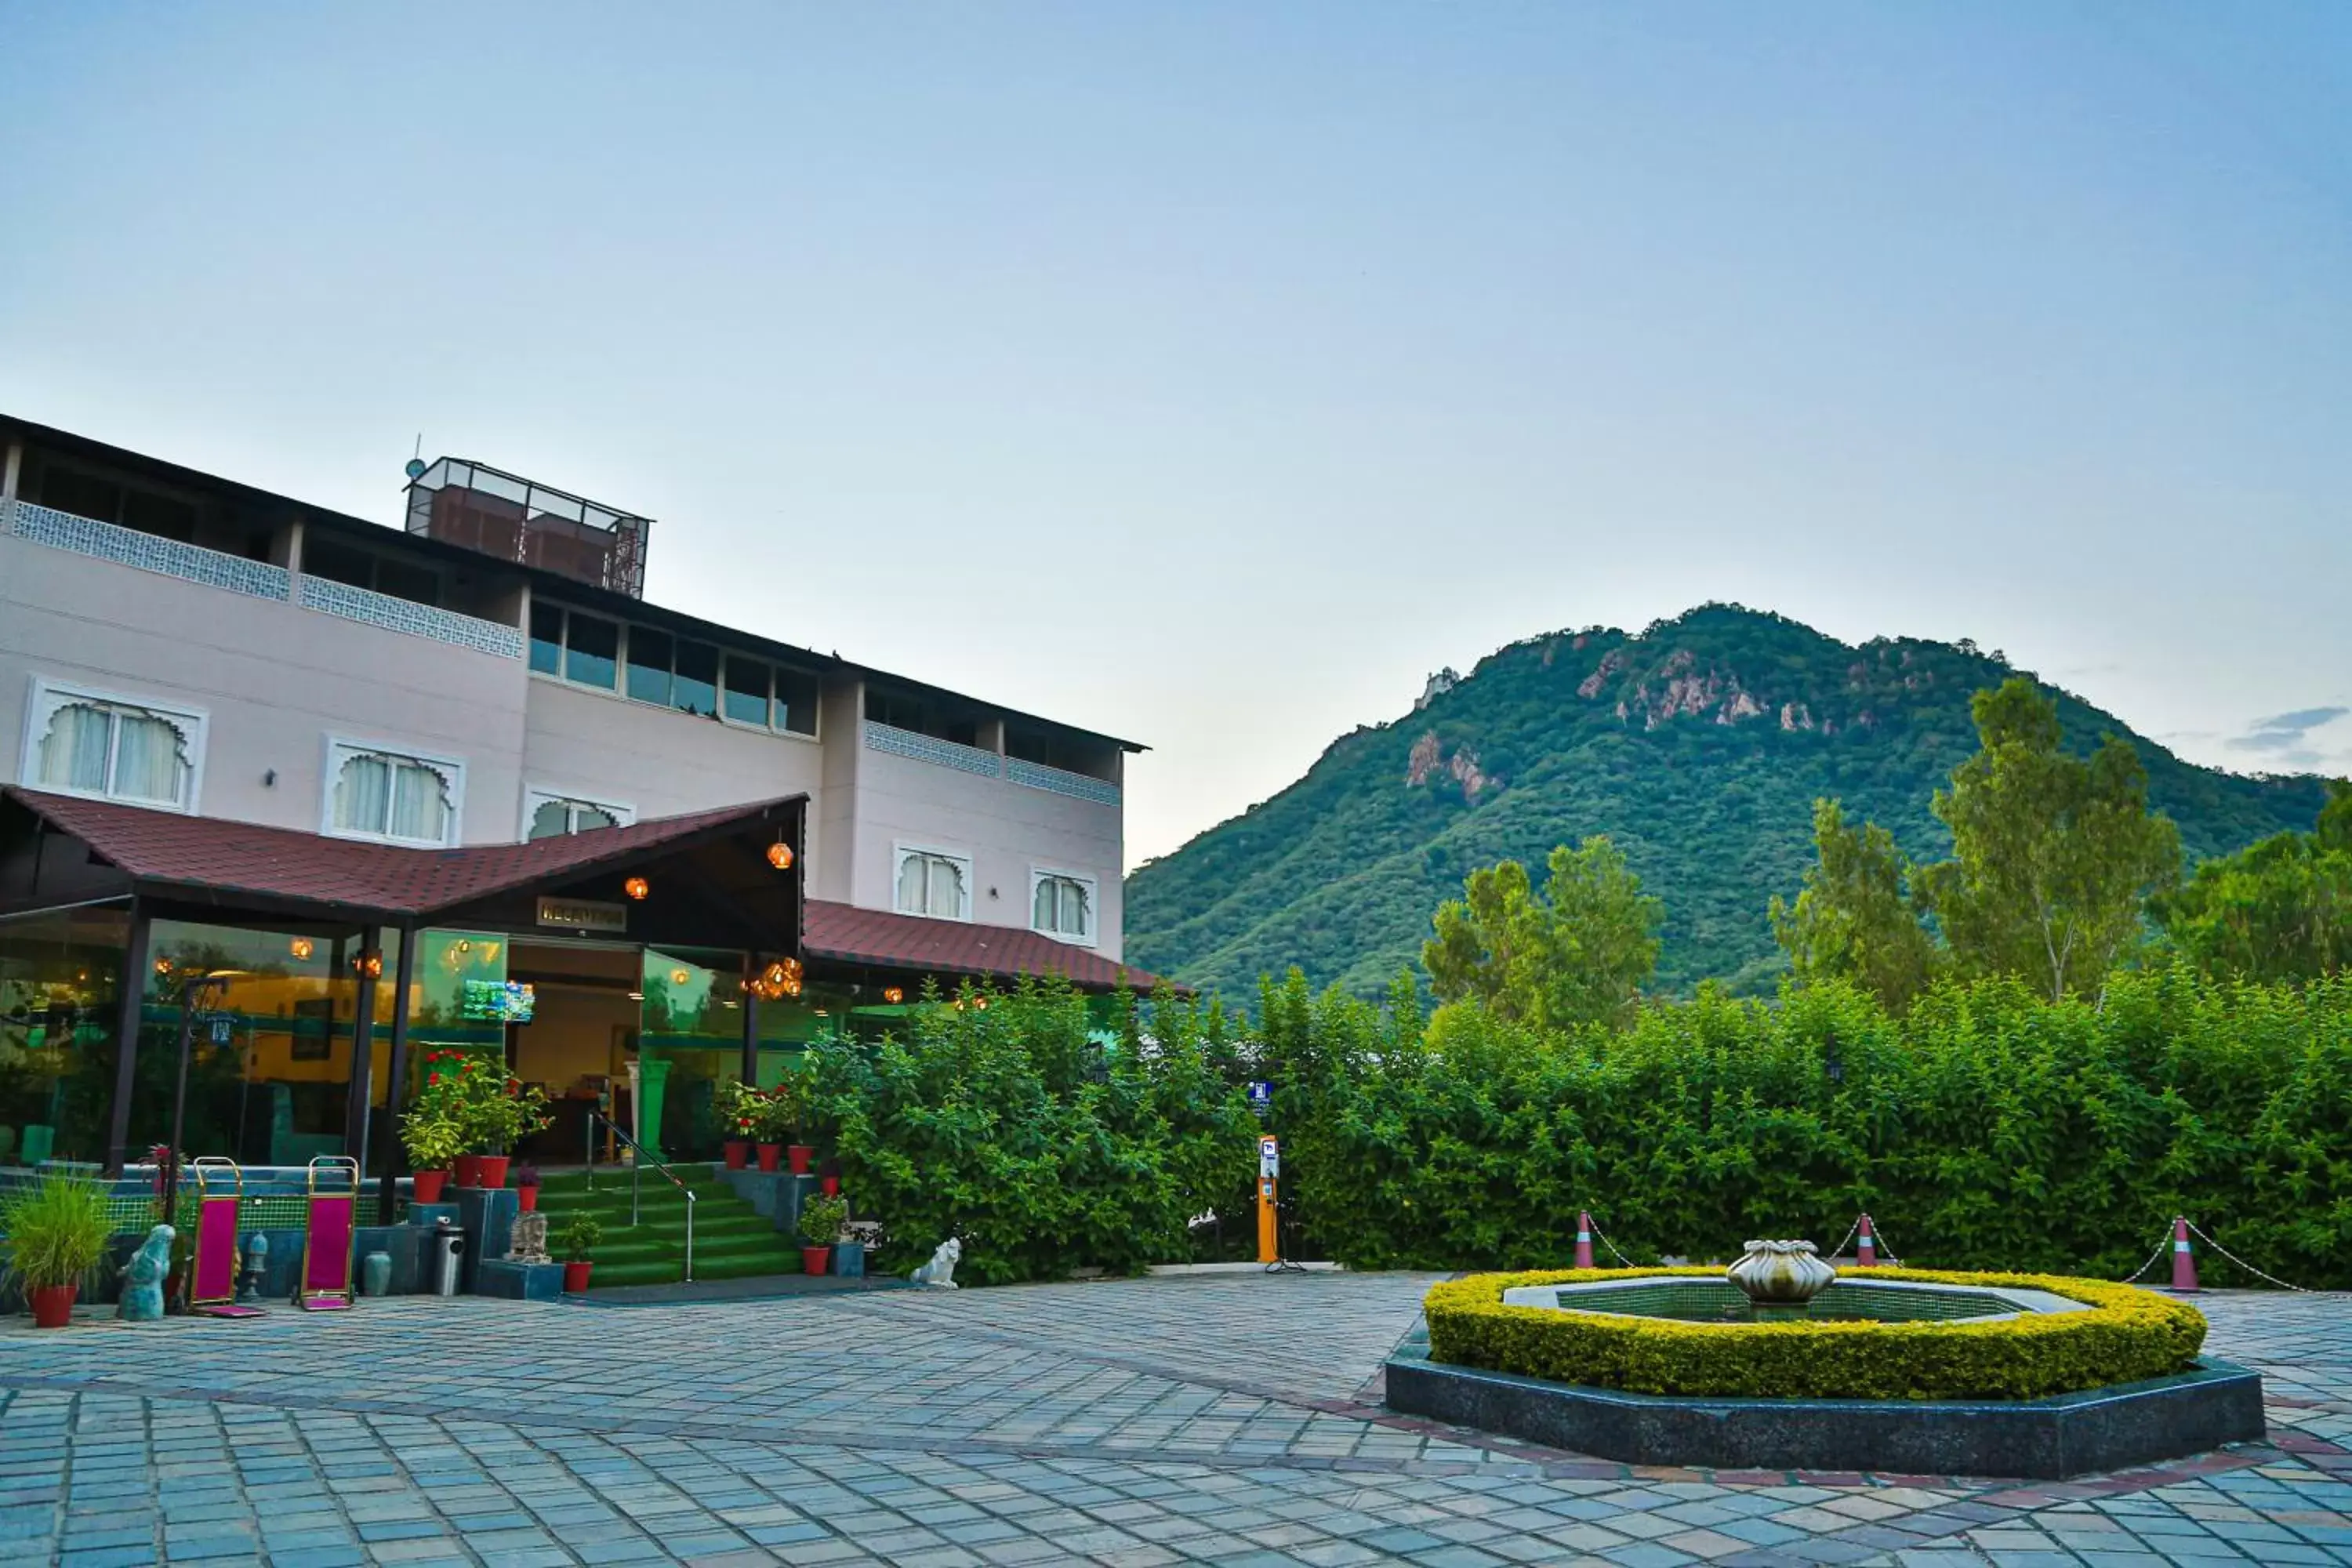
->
(1124, 604, 2332, 997)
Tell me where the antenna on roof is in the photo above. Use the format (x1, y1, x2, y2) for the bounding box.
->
(404, 434, 426, 482)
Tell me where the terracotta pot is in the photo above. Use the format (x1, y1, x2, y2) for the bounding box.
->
(787, 1145, 815, 1175)
(562, 1261, 593, 1292)
(29, 1283, 76, 1328)
(517, 1185, 539, 1214)
(723, 1141, 751, 1171)
(800, 1245, 832, 1276)
(476, 1155, 510, 1190)
(452, 1153, 485, 1189)
(820, 1175, 840, 1197)
(411, 1169, 448, 1204)
(756, 1143, 782, 1173)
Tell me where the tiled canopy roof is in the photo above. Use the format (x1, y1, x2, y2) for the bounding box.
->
(3, 787, 802, 920)
(800, 900, 1173, 994)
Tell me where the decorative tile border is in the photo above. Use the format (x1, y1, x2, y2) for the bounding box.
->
(863, 721, 1003, 778)
(297, 575, 525, 659)
(1007, 757, 1122, 806)
(8, 502, 292, 601)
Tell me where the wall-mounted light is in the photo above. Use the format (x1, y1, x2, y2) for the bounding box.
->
(671, 968, 690, 985)
(289, 938, 314, 961)
(456, 938, 472, 954)
(766, 838, 794, 871)
(622, 876, 650, 901)
(882, 986, 905, 1005)
(353, 951, 383, 979)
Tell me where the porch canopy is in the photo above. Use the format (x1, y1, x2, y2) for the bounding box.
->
(801, 899, 1174, 996)
(0, 786, 807, 1173)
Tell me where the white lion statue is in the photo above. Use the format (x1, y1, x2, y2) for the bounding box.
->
(909, 1236, 961, 1290)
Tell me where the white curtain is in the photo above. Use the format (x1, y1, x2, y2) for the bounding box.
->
(111, 713, 187, 804)
(1062, 880, 1090, 938)
(333, 754, 393, 834)
(901, 852, 965, 916)
(388, 760, 451, 843)
(1035, 877, 1090, 937)
(35, 702, 112, 793)
(927, 856, 964, 918)
(1033, 878, 1058, 931)
(898, 853, 928, 914)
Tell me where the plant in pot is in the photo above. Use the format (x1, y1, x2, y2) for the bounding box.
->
(771, 1076, 814, 1174)
(714, 1080, 757, 1170)
(753, 1084, 800, 1173)
(514, 1164, 542, 1214)
(398, 1109, 463, 1204)
(818, 1156, 842, 1198)
(797, 1193, 848, 1276)
(417, 1049, 492, 1187)
(0, 1170, 115, 1327)
(560, 1214, 601, 1293)
(473, 1077, 550, 1189)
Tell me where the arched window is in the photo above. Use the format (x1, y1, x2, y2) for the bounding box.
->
(327, 743, 461, 845)
(525, 791, 631, 840)
(27, 684, 201, 811)
(894, 848, 971, 920)
(1030, 872, 1096, 944)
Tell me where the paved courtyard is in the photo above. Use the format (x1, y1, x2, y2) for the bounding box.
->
(0, 1273, 2347, 1567)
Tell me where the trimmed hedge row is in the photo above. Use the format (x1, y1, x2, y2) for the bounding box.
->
(1424, 1268, 2209, 1401)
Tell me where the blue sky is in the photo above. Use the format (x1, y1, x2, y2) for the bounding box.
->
(3, 4, 2347, 866)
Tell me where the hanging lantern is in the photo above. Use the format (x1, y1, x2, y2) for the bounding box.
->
(289, 938, 314, 961)
(671, 968, 691, 985)
(766, 838, 794, 871)
(353, 951, 383, 979)
(882, 986, 905, 1005)
(154, 959, 174, 978)
(622, 876, 650, 901)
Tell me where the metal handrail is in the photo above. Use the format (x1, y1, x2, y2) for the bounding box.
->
(584, 1110, 696, 1283)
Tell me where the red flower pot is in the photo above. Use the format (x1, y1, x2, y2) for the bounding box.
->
(517, 1185, 539, 1214)
(562, 1261, 593, 1292)
(723, 1141, 750, 1171)
(29, 1283, 77, 1328)
(787, 1145, 815, 1175)
(452, 1153, 485, 1189)
(800, 1245, 831, 1276)
(820, 1174, 840, 1197)
(411, 1169, 448, 1204)
(477, 1155, 510, 1190)
(756, 1143, 782, 1173)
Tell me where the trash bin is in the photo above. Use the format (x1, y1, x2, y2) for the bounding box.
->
(429, 1217, 466, 1297)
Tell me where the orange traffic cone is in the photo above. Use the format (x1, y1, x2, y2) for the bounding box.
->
(1574, 1211, 1595, 1269)
(1857, 1214, 1877, 1268)
(2169, 1217, 2201, 1293)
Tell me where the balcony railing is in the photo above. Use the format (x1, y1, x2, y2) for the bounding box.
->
(862, 721, 1003, 778)
(1007, 757, 1122, 806)
(6, 499, 524, 659)
(7, 501, 292, 601)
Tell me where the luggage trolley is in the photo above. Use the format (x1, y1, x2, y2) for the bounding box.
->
(187, 1157, 267, 1319)
(296, 1156, 362, 1312)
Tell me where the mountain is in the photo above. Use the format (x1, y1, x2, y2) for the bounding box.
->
(1124, 604, 2333, 999)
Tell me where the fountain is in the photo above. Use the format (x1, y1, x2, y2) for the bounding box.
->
(1726, 1239, 1835, 1320)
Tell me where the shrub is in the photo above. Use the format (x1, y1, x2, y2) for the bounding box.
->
(0, 1171, 117, 1290)
(797, 1194, 850, 1248)
(560, 1214, 602, 1262)
(1424, 1267, 2207, 1400)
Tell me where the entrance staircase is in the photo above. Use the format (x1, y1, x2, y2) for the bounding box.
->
(533, 1164, 801, 1288)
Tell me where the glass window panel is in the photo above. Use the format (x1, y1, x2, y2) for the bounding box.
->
(334, 754, 392, 834)
(528, 800, 571, 840)
(774, 668, 820, 736)
(110, 713, 187, 804)
(37, 702, 113, 792)
(673, 641, 719, 717)
(723, 658, 771, 726)
(927, 857, 964, 918)
(1033, 878, 1057, 931)
(470, 468, 530, 505)
(576, 803, 619, 831)
(389, 761, 450, 843)
(626, 626, 674, 706)
(564, 613, 619, 688)
(529, 604, 563, 674)
(526, 488, 585, 524)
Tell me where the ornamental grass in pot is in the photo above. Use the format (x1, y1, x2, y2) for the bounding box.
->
(797, 1194, 848, 1276)
(0, 1171, 115, 1328)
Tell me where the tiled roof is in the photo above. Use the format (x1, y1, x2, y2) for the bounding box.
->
(3, 788, 803, 920)
(801, 900, 1174, 994)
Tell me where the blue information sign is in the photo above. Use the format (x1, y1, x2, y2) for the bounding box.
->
(206, 1014, 235, 1046)
(1246, 1081, 1272, 1116)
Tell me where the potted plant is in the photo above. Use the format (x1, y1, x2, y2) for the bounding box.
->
(415, 1049, 490, 1187)
(0, 1170, 115, 1328)
(797, 1193, 848, 1276)
(770, 1076, 815, 1174)
(514, 1164, 542, 1214)
(561, 1214, 601, 1293)
(398, 1108, 463, 1204)
(818, 1156, 842, 1198)
(474, 1076, 550, 1189)
(753, 1086, 796, 1173)
(716, 1080, 756, 1170)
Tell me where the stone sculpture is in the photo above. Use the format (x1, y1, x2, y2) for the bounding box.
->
(1726, 1239, 1836, 1310)
(909, 1236, 961, 1290)
(506, 1210, 550, 1265)
(238, 1232, 269, 1304)
(117, 1224, 175, 1322)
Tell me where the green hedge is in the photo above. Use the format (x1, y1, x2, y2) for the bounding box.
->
(1259, 967, 2352, 1287)
(1425, 1268, 2208, 1400)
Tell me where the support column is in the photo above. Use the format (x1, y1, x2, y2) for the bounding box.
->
(105, 902, 152, 1175)
(341, 925, 380, 1163)
(636, 1056, 673, 1161)
(740, 958, 760, 1087)
(376, 924, 418, 1224)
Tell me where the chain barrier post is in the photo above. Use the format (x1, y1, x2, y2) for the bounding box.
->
(1257, 1135, 1279, 1267)
(2169, 1215, 2201, 1294)
(1574, 1210, 1595, 1269)
(1857, 1214, 1877, 1268)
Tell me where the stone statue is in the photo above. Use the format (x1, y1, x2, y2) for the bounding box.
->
(1726, 1239, 1836, 1310)
(910, 1236, 961, 1290)
(506, 1211, 550, 1265)
(237, 1232, 269, 1304)
(118, 1224, 175, 1322)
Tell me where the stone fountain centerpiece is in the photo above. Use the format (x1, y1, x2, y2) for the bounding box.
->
(1726, 1239, 1836, 1319)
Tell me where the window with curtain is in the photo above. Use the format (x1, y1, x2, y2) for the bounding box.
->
(1032, 873, 1094, 943)
(525, 792, 630, 840)
(895, 849, 970, 920)
(27, 687, 200, 811)
(328, 746, 458, 844)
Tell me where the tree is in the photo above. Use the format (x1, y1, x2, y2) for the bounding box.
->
(2153, 779, 2352, 982)
(1770, 798, 1939, 1011)
(1914, 678, 2181, 1003)
(1423, 837, 1661, 1031)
